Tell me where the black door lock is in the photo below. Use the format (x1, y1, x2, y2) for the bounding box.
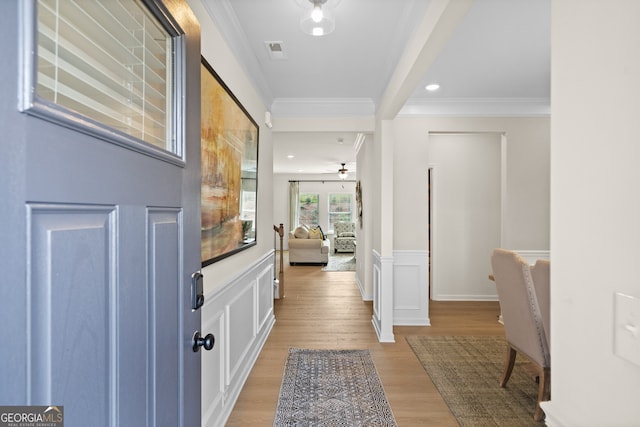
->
(191, 271, 204, 310)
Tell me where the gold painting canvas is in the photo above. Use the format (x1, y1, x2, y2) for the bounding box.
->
(201, 57, 259, 266)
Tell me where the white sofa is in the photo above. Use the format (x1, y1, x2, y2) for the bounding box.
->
(288, 225, 330, 265)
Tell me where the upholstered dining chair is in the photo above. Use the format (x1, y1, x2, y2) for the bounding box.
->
(491, 248, 551, 421)
(530, 259, 550, 347)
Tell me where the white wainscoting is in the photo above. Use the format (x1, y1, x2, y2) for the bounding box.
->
(371, 250, 430, 340)
(371, 250, 395, 342)
(393, 250, 430, 326)
(201, 251, 276, 427)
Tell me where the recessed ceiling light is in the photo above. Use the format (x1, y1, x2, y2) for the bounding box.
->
(425, 84, 440, 91)
(287, 155, 295, 158)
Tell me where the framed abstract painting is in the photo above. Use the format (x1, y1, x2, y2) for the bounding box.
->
(201, 57, 259, 266)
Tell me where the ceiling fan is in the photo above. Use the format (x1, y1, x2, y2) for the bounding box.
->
(322, 162, 355, 181)
(337, 163, 348, 180)
(319, 161, 354, 180)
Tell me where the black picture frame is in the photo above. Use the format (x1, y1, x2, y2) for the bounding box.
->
(200, 56, 259, 267)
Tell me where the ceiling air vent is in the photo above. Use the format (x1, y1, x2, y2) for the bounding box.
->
(265, 41, 287, 60)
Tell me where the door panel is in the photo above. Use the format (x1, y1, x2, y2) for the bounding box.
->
(148, 208, 181, 426)
(28, 204, 116, 426)
(0, 1, 202, 425)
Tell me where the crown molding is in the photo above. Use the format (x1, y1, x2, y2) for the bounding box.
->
(271, 97, 550, 118)
(271, 98, 376, 117)
(201, 0, 274, 107)
(398, 97, 551, 117)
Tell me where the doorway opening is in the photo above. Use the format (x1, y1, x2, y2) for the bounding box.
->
(427, 132, 504, 301)
(428, 167, 433, 300)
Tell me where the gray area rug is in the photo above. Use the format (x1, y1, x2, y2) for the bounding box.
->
(406, 335, 543, 426)
(273, 348, 397, 426)
(322, 253, 355, 271)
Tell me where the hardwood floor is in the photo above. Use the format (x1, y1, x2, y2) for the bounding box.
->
(225, 253, 504, 426)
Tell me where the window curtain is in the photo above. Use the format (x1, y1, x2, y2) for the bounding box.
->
(289, 181, 299, 232)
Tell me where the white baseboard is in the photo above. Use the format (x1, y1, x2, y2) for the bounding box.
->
(432, 295, 500, 301)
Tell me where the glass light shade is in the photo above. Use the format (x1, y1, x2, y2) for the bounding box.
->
(311, 5, 323, 22)
(300, 8, 335, 36)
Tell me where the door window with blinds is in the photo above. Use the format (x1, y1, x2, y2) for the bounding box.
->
(20, 0, 184, 162)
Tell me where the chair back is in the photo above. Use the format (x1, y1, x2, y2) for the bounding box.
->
(530, 259, 550, 347)
(334, 222, 354, 235)
(491, 248, 550, 367)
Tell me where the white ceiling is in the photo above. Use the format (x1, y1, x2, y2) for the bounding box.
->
(200, 0, 550, 175)
(271, 131, 361, 178)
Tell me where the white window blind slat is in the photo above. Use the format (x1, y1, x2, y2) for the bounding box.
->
(59, 1, 143, 65)
(38, 22, 141, 94)
(38, 30, 167, 119)
(38, 49, 151, 120)
(143, 31, 167, 69)
(101, 0, 143, 32)
(38, 73, 145, 130)
(36, 0, 173, 151)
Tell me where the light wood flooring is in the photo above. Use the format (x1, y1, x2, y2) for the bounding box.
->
(225, 253, 504, 426)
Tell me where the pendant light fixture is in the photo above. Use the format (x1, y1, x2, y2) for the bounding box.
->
(338, 163, 348, 180)
(298, 0, 341, 37)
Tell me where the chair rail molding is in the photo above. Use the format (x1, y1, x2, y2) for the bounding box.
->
(515, 250, 550, 264)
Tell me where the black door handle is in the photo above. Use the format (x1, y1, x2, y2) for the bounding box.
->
(192, 331, 215, 352)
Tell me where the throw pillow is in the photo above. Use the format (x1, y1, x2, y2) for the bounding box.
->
(308, 227, 322, 239)
(339, 231, 355, 238)
(294, 225, 309, 239)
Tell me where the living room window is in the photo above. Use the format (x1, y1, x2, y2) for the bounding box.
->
(299, 193, 319, 227)
(240, 185, 256, 241)
(328, 193, 352, 232)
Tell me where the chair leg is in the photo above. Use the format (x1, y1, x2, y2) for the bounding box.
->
(500, 345, 517, 387)
(533, 366, 551, 421)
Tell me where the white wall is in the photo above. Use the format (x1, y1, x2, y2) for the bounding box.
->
(188, 0, 274, 295)
(391, 117, 549, 300)
(356, 135, 375, 299)
(393, 116, 550, 252)
(542, 1, 640, 425)
(186, 2, 276, 426)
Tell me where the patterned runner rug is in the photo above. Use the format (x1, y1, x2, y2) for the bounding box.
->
(273, 348, 397, 426)
(406, 335, 543, 426)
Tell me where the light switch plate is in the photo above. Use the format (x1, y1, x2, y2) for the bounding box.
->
(614, 292, 640, 366)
